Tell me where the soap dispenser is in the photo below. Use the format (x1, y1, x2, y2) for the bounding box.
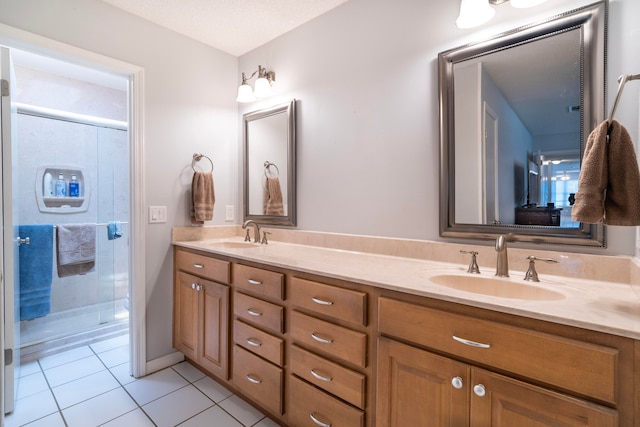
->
(69, 174, 79, 197)
(55, 173, 66, 197)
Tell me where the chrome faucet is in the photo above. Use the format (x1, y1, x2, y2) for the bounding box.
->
(495, 235, 509, 277)
(242, 220, 261, 243)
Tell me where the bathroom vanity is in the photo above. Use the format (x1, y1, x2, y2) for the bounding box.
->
(172, 235, 640, 427)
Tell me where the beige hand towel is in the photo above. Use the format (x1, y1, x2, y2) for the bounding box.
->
(56, 223, 96, 277)
(191, 172, 215, 224)
(573, 120, 640, 225)
(263, 176, 284, 216)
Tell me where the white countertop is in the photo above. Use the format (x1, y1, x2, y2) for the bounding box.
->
(174, 237, 640, 340)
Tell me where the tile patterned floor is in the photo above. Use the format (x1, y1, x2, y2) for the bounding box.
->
(5, 336, 279, 427)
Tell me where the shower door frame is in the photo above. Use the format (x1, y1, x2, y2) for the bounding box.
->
(0, 22, 147, 410)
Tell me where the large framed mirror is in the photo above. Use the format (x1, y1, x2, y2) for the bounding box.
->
(243, 99, 296, 226)
(439, 2, 606, 246)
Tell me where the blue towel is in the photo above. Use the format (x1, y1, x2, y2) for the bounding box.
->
(19, 224, 54, 321)
(107, 221, 123, 240)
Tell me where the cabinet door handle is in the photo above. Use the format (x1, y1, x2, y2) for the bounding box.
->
(452, 335, 491, 349)
(196, 285, 202, 291)
(311, 297, 334, 306)
(309, 412, 331, 427)
(247, 308, 262, 317)
(246, 374, 262, 384)
(311, 332, 333, 344)
(191, 283, 197, 289)
(310, 369, 332, 382)
(451, 376, 464, 389)
(247, 279, 263, 285)
(473, 384, 486, 397)
(246, 338, 262, 347)
(192, 263, 204, 269)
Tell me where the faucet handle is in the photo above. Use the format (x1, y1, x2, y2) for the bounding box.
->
(460, 250, 480, 274)
(244, 228, 252, 242)
(261, 231, 271, 245)
(524, 256, 559, 282)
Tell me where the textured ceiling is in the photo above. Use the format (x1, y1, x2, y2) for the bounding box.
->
(101, 0, 350, 56)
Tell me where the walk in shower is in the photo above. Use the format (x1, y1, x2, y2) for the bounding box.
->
(12, 52, 130, 361)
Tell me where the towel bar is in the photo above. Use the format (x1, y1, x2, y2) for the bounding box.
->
(607, 73, 640, 131)
(192, 153, 214, 173)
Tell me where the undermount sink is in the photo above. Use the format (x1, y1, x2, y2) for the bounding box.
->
(204, 241, 259, 249)
(430, 274, 565, 301)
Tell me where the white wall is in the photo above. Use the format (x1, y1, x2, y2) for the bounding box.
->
(0, 0, 238, 361)
(239, 0, 640, 256)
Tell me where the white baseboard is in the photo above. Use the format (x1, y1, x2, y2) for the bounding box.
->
(144, 351, 185, 376)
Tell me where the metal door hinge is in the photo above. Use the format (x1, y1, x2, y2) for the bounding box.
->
(1, 79, 9, 96)
(4, 348, 13, 366)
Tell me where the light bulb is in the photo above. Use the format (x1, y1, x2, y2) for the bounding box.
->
(253, 77, 272, 98)
(236, 84, 255, 103)
(456, 0, 495, 29)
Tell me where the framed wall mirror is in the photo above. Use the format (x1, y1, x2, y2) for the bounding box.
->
(243, 99, 296, 226)
(439, 2, 606, 246)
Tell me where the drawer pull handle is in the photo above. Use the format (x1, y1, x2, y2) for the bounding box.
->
(192, 263, 204, 269)
(246, 374, 262, 384)
(473, 384, 486, 397)
(451, 376, 463, 389)
(311, 297, 334, 306)
(191, 283, 196, 289)
(246, 338, 262, 347)
(311, 332, 333, 344)
(247, 308, 262, 317)
(309, 412, 331, 427)
(310, 369, 332, 382)
(452, 335, 491, 349)
(247, 279, 263, 285)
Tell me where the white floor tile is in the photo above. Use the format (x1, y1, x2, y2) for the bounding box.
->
(109, 362, 136, 385)
(254, 416, 281, 427)
(39, 346, 94, 370)
(52, 369, 121, 409)
(178, 406, 244, 427)
(18, 361, 41, 377)
(90, 334, 129, 354)
(193, 376, 233, 402)
(172, 361, 206, 383)
(96, 345, 129, 368)
(124, 367, 189, 406)
(218, 394, 265, 427)
(16, 371, 49, 400)
(62, 388, 138, 427)
(23, 411, 66, 427)
(143, 385, 214, 427)
(44, 355, 106, 387)
(4, 389, 59, 427)
(100, 408, 155, 427)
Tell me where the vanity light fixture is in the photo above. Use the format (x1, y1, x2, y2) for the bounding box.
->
(456, 0, 548, 29)
(236, 65, 276, 103)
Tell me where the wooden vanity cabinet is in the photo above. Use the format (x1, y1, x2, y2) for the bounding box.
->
(173, 249, 230, 380)
(376, 295, 629, 427)
(231, 263, 286, 416)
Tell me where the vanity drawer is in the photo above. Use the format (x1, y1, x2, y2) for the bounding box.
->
(233, 264, 284, 300)
(290, 345, 366, 409)
(290, 311, 367, 368)
(233, 320, 284, 366)
(288, 375, 364, 427)
(234, 292, 284, 334)
(378, 297, 618, 404)
(233, 345, 283, 415)
(290, 277, 367, 326)
(175, 249, 230, 284)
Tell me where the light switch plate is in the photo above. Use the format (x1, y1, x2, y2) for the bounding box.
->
(149, 206, 167, 223)
(225, 205, 234, 221)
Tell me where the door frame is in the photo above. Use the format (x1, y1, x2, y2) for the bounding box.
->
(0, 22, 147, 396)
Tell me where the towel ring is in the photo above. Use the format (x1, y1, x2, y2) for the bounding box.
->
(192, 153, 214, 173)
(264, 161, 280, 178)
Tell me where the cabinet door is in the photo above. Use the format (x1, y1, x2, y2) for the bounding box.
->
(470, 368, 618, 427)
(198, 280, 229, 379)
(377, 337, 470, 427)
(174, 272, 199, 360)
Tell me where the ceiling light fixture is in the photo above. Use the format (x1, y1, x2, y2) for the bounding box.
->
(456, 0, 548, 29)
(236, 65, 276, 103)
